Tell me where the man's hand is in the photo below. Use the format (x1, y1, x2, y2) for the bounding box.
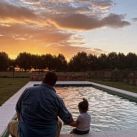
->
(69, 120, 78, 127)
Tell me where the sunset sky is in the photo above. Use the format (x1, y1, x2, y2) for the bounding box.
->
(0, 0, 137, 59)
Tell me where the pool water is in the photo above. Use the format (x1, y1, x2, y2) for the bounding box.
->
(56, 87, 137, 133)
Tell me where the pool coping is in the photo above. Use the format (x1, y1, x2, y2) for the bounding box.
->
(0, 81, 137, 137)
(87, 81, 137, 103)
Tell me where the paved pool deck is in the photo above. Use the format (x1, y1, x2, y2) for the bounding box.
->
(60, 130, 137, 137)
(0, 81, 137, 137)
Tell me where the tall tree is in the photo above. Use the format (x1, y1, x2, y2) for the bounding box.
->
(42, 54, 55, 70)
(98, 54, 108, 70)
(0, 52, 9, 71)
(126, 53, 137, 70)
(16, 52, 32, 71)
(107, 52, 118, 69)
(54, 54, 68, 71)
(69, 52, 88, 71)
(117, 53, 126, 69)
(88, 54, 98, 70)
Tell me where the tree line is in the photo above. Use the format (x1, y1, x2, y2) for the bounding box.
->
(0, 51, 137, 72)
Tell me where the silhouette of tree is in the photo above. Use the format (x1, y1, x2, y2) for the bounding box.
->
(107, 52, 118, 69)
(54, 54, 68, 71)
(42, 54, 55, 70)
(16, 52, 32, 71)
(2, 51, 137, 72)
(117, 53, 126, 69)
(0, 52, 9, 71)
(31, 55, 39, 70)
(68, 52, 88, 71)
(88, 54, 98, 70)
(126, 53, 137, 70)
(98, 54, 108, 70)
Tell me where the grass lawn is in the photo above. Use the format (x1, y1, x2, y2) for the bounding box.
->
(0, 71, 30, 78)
(91, 79, 137, 93)
(0, 78, 29, 105)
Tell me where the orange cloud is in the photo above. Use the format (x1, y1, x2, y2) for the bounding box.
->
(0, 24, 72, 43)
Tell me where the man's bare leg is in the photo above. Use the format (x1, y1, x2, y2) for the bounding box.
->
(8, 120, 19, 137)
(56, 118, 62, 137)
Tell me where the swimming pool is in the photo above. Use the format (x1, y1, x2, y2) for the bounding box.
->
(56, 87, 137, 133)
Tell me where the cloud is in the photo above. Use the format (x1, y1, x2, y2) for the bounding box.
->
(0, 1, 50, 27)
(0, 24, 72, 43)
(0, 0, 130, 30)
(49, 13, 130, 30)
(39, 0, 113, 12)
(102, 13, 130, 27)
(44, 44, 105, 59)
(20, 0, 40, 4)
(132, 18, 137, 22)
(0, 1, 36, 20)
(92, 0, 113, 10)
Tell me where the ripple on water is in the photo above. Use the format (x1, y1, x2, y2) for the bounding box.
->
(56, 87, 137, 132)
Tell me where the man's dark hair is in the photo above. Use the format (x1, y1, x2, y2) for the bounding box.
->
(43, 71, 57, 86)
(78, 98, 89, 113)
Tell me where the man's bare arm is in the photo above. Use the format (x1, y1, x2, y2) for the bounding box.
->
(17, 112, 20, 121)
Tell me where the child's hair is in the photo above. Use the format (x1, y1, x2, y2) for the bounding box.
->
(78, 98, 89, 113)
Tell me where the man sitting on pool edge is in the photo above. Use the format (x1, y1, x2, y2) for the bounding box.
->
(8, 71, 75, 137)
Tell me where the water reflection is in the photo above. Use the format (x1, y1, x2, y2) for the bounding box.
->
(56, 87, 137, 133)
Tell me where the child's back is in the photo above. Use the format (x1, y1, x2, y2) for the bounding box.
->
(71, 98, 91, 135)
(76, 112, 91, 131)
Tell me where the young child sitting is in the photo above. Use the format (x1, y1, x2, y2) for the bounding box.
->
(70, 98, 91, 135)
